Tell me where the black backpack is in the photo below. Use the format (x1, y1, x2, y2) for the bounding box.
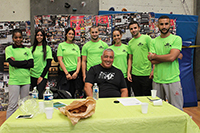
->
(50, 87, 72, 99)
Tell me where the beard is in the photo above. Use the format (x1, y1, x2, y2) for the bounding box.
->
(91, 36, 99, 40)
(132, 32, 139, 37)
(160, 28, 170, 34)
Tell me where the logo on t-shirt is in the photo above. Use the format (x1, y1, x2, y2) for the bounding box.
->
(99, 46, 104, 49)
(98, 71, 115, 80)
(24, 52, 28, 56)
(122, 49, 127, 52)
(72, 48, 76, 51)
(137, 43, 143, 47)
(164, 43, 171, 48)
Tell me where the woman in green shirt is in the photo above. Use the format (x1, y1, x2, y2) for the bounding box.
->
(5, 29, 33, 118)
(109, 29, 132, 96)
(57, 27, 81, 98)
(30, 29, 53, 99)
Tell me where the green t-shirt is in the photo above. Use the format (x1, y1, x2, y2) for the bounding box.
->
(81, 40, 108, 71)
(57, 42, 80, 72)
(109, 44, 130, 78)
(150, 34, 182, 83)
(5, 45, 33, 85)
(30, 45, 53, 79)
(128, 34, 152, 76)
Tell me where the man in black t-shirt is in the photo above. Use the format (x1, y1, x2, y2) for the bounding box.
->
(84, 48, 128, 98)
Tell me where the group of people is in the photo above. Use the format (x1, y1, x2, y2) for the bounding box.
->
(82, 15, 183, 111)
(5, 15, 184, 119)
(5, 29, 53, 119)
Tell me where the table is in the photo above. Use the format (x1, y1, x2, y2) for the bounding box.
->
(0, 97, 199, 133)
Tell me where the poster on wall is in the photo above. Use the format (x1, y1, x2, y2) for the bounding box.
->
(0, 12, 177, 89)
(95, 15, 112, 45)
(33, 14, 113, 87)
(70, 15, 85, 50)
(112, 12, 151, 44)
(34, 14, 113, 53)
(112, 13, 131, 44)
(83, 15, 96, 43)
(112, 12, 176, 44)
(34, 15, 70, 55)
(0, 21, 31, 45)
(0, 91, 8, 111)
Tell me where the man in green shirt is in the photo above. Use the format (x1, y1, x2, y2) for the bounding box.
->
(127, 21, 152, 96)
(81, 26, 108, 82)
(148, 15, 183, 110)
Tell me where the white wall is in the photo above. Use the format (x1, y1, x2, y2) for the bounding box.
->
(99, 0, 194, 15)
(0, 0, 195, 21)
(0, 0, 30, 21)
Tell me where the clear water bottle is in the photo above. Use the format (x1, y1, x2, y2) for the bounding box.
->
(93, 83, 99, 100)
(43, 86, 53, 108)
(32, 87, 38, 99)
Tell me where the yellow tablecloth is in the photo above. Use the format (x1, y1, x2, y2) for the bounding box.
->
(0, 97, 199, 133)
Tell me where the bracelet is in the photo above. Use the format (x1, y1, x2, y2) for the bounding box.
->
(66, 73, 69, 76)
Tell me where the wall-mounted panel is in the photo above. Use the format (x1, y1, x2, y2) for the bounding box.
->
(99, 0, 194, 15)
(30, 0, 99, 16)
(0, 0, 30, 21)
(30, 0, 99, 42)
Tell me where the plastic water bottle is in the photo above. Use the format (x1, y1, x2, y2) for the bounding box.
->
(32, 87, 38, 99)
(93, 83, 99, 100)
(43, 86, 53, 108)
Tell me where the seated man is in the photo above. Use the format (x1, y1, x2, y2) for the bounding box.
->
(84, 48, 128, 98)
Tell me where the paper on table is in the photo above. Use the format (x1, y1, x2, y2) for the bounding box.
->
(117, 98, 142, 106)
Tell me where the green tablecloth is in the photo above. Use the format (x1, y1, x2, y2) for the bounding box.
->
(0, 97, 199, 133)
